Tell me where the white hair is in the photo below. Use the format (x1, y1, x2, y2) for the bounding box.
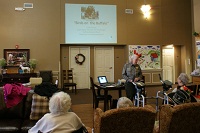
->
(129, 55, 139, 63)
(178, 73, 189, 85)
(117, 97, 133, 108)
(49, 91, 71, 114)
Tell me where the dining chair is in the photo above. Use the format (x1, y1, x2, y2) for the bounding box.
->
(90, 77, 112, 109)
(62, 70, 77, 94)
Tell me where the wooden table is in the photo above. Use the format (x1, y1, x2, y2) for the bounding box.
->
(94, 84, 125, 111)
(191, 75, 200, 95)
(2, 73, 37, 83)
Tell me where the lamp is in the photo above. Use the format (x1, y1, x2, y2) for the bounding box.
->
(141, 3, 151, 19)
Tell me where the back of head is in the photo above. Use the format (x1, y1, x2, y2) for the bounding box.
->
(117, 97, 133, 108)
(49, 91, 71, 114)
(178, 73, 189, 85)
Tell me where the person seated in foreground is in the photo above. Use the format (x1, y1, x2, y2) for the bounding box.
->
(29, 91, 87, 133)
(117, 97, 133, 108)
(168, 73, 192, 106)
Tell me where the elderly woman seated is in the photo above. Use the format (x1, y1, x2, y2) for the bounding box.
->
(94, 97, 156, 133)
(168, 73, 193, 106)
(28, 91, 87, 133)
(117, 97, 133, 108)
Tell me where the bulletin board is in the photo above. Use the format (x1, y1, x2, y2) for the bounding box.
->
(129, 45, 161, 69)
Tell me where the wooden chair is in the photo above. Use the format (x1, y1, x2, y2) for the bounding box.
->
(90, 77, 112, 109)
(62, 70, 77, 94)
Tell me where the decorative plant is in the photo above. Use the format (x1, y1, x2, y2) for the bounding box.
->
(28, 59, 37, 69)
(193, 32, 199, 37)
(0, 58, 6, 68)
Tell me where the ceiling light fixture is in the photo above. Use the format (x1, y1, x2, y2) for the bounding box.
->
(141, 1, 151, 19)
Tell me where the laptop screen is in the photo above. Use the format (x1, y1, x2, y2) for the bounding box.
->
(98, 76, 108, 84)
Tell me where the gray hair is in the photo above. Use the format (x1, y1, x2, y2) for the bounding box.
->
(129, 55, 139, 63)
(178, 73, 189, 85)
(49, 91, 71, 114)
(117, 97, 133, 108)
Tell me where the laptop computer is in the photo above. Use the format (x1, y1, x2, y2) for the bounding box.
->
(97, 76, 114, 86)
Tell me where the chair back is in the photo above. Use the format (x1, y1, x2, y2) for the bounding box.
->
(39, 70, 52, 83)
(63, 70, 74, 83)
(90, 77, 97, 98)
(94, 106, 156, 133)
(159, 102, 200, 133)
(67, 70, 74, 81)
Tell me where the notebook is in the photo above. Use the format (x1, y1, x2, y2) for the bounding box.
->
(97, 76, 114, 86)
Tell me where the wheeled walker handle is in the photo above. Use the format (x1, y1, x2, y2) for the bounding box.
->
(158, 74, 173, 91)
(159, 74, 164, 84)
(132, 81, 145, 88)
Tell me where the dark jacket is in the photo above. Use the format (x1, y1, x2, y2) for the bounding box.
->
(34, 82, 58, 98)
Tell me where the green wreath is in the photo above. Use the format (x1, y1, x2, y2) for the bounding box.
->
(75, 54, 85, 65)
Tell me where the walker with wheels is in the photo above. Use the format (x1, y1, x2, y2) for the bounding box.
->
(155, 74, 173, 111)
(132, 81, 146, 107)
(132, 74, 173, 111)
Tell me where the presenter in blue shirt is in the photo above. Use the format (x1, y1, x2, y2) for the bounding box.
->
(122, 53, 143, 101)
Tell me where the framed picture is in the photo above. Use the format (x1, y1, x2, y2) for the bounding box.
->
(4, 49, 30, 66)
(129, 45, 161, 69)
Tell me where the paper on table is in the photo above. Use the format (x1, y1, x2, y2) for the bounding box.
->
(106, 85, 115, 87)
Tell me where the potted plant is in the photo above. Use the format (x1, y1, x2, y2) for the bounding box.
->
(193, 32, 199, 37)
(28, 59, 37, 73)
(0, 58, 6, 69)
(0, 58, 7, 74)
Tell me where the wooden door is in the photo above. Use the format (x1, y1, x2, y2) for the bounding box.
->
(94, 47, 114, 82)
(69, 46, 90, 89)
(162, 48, 174, 83)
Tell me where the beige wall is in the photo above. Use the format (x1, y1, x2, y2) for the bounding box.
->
(0, 0, 60, 72)
(193, 0, 200, 68)
(0, 0, 194, 81)
(173, 46, 181, 80)
(193, 0, 200, 32)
